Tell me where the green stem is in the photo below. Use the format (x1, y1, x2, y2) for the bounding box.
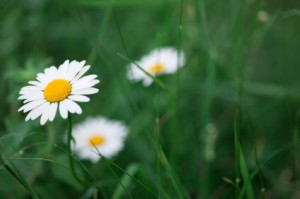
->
(67, 115, 85, 186)
(0, 155, 39, 199)
(155, 86, 161, 199)
(66, 115, 110, 197)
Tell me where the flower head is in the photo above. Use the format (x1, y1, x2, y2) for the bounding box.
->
(70, 116, 128, 163)
(18, 60, 99, 125)
(127, 47, 185, 86)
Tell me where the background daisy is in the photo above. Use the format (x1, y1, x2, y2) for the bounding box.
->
(2, 1, 296, 197)
(18, 60, 99, 125)
(71, 116, 128, 163)
(127, 47, 186, 86)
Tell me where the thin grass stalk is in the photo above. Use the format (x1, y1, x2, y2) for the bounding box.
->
(155, 85, 163, 198)
(199, 0, 217, 197)
(93, 148, 134, 199)
(67, 115, 85, 186)
(235, 111, 255, 199)
(100, 157, 158, 197)
(159, 146, 186, 199)
(234, 110, 241, 195)
(111, 164, 139, 199)
(0, 155, 39, 199)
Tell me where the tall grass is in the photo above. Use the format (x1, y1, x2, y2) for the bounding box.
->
(0, 0, 300, 198)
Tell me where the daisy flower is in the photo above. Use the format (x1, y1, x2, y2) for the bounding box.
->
(18, 60, 99, 125)
(127, 47, 185, 86)
(70, 116, 128, 163)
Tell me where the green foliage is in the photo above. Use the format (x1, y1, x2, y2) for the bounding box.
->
(0, 0, 300, 198)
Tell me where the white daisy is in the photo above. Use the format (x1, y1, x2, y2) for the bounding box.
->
(127, 47, 185, 86)
(71, 116, 128, 163)
(18, 60, 99, 125)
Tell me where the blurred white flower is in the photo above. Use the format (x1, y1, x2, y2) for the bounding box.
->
(71, 116, 128, 163)
(127, 47, 185, 86)
(18, 60, 99, 125)
(257, 10, 270, 23)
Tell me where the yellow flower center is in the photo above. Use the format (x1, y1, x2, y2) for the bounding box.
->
(44, 79, 71, 102)
(89, 135, 105, 146)
(149, 64, 165, 74)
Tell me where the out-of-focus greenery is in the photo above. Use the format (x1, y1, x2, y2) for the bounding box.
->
(1, 0, 300, 198)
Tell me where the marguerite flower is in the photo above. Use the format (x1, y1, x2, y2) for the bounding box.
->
(127, 47, 185, 86)
(18, 60, 99, 125)
(70, 116, 128, 163)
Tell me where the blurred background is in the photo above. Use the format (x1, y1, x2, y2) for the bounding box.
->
(0, 0, 300, 198)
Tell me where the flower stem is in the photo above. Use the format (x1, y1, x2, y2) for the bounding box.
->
(67, 114, 85, 186)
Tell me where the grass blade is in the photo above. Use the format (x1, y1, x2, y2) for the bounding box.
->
(238, 147, 255, 199)
(234, 111, 255, 199)
(159, 146, 186, 199)
(112, 164, 139, 199)
(117, 53, 167, 90)
(0, 154, 40, 199)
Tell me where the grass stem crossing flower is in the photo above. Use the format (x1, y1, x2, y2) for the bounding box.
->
(70, 116, 128, 163)
(127, 47, 185, 86)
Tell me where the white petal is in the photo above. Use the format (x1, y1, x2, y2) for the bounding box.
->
(74, 104, 82, 114)
(44, 66, 58, 81)
(65, 99, 82, 114)
(68, 95, 90, 102)
(19, 90, 43, 96)
(59, 100, 68, 119)
(71, 65, 91, 83)
(142, 77, 153, 86)
(65, 60, 85, 81)
(58, 60, 70, 78)
(74, 75, 98, 84)
(65, 99, 76, 114)
(50, 66, 58, 79)
(25, 102, 50, 121)
(20, 86, 42, 94)
(18, 99, 46, 113)
(19, 90, 43, 97)
(28, 81, 44, 88)
(48, 103, 58, 122)
(79, 60, 86, 66)
(72, 80, 99, 91)
(23, 98, 44, 104)
(40, 106, 51, 125)
(71, 88, 99, 95)
(36, 73, 50, 84)
(19, 92, 44, 101)
(89, 154, 101, 163)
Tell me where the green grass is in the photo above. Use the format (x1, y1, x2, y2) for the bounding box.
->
(0, 0, 300, 198)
